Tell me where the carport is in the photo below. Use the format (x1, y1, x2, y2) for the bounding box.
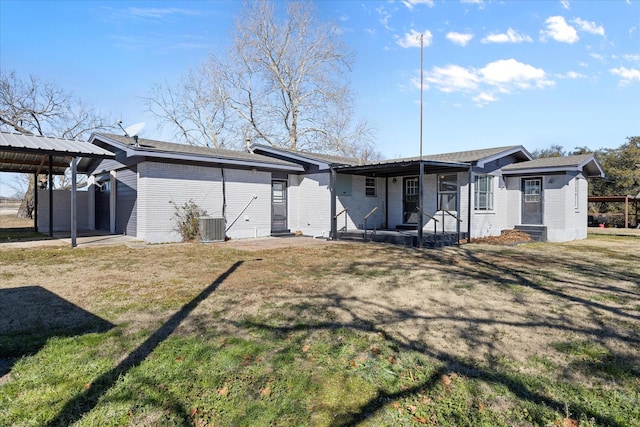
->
(0, 132, 114, 247)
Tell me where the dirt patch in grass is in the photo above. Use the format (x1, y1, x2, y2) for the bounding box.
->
(1, 235, 639, 425)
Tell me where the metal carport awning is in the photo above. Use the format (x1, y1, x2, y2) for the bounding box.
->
(0, 132, 115, 247)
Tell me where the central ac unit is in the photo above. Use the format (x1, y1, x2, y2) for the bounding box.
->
(199, 217, 225, 242)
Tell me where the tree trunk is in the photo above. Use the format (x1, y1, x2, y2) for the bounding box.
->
(17, 176, 36, 219)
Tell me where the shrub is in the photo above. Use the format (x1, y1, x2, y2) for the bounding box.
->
(170, 199, 208, 242)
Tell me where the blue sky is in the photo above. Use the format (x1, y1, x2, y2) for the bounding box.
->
(1, 0, 639, 196)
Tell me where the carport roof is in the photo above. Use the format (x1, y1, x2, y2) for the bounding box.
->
(0, 132, 114, 175)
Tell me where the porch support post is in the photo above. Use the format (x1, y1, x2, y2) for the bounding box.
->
(33, 172, 38, 232)
(330, 167, 337, 240)
(417, 161, 424, 248)
(467, 165, 472, 241)
(48, 155, 53, 237)
(71, 157, 77, 248)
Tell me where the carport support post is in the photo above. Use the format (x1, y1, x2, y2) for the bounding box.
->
(33, 172, 38, 232)
(71, 157, 77, 248)
(48, 155, 53, 237)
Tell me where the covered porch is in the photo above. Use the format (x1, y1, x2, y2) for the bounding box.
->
(329, 158, 472, 248)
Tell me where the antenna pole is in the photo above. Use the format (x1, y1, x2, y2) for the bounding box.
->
(418, 33, 424, 248)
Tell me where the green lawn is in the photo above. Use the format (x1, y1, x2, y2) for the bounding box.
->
(1, 235, 639, 426)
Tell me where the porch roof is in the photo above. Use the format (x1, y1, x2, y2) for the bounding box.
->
(335, 158, 470, 177)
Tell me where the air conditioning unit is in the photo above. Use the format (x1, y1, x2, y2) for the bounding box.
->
(199, 217, 225, 242)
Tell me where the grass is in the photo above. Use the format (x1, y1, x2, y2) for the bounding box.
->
(1, 235, 639, 426)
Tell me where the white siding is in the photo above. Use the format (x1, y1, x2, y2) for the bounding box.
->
(136, 162, 272, 243)
(336, 174, 386, 230)
(471, 174, 509, 238)
(288, 172, 332, 237)
(545, 173, 587, 242)
(223, 168, 272, 239)
(37, 189, 90, 232)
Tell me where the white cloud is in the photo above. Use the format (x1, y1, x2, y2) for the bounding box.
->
(573, 18, 605, 37)
(376, 6, 393, 31)
(397, 30, 433, 48)
(126, 7, 199, 19)
(481, 28, 533, 44)
(473, 92, 497, 105)
(460, 0, 484, 8)
(446, 32, 474, 46)
(610, 67, 640, 85)
(401, 0, 434, 10)
(560, 0, 570, 10)
(420, 59, 554, 104)
(540, 16, 579, 43)
(424, 65, 479, 92)
(624, 54, 640, 62)
(563, 71, 586, 79)
(480, 59, 553, 90)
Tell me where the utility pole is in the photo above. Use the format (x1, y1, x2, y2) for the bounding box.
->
(418, 33, 425, 248)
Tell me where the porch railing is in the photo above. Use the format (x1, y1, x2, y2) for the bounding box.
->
(442, 209, 463, 245)
(363, 206, 379, 241)
(335, 208, 348, 235)
(420, 209, 439, 235)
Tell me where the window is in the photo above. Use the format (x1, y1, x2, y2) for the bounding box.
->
(474, 175, 494, 211)
(438, 174, 457, 210)
(365, 177, 376, 197)
(574, 178, 580, 210)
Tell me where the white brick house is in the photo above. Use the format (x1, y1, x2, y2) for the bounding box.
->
(70, 134, 603, 245)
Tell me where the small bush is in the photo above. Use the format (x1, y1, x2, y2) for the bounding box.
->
(170, 199, 208, 242)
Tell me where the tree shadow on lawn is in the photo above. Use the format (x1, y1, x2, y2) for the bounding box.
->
(0, 286, 115, 380)
(235, 242, 638, 426)
(45, 261, 243, 427)
(238, 291, 636, 427)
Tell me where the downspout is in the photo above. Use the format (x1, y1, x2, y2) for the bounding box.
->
(221, 167, 227, 236)
(467, 165, 473, 241)
(330, 167, 337, 240)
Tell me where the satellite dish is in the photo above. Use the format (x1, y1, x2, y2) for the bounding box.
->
(124, 122, 145, 137)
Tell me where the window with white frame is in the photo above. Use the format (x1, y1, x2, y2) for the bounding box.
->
(438, 174, 458, 210)
(474, 175, 494, 211)
(574, 178, 580, 210)
(365, 177, 376, 197)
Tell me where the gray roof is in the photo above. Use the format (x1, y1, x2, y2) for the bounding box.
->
(502, 153, 604, 177)
(0, 131, 114, 175)
(93, 134, 303, 170)
(389, 145, 529, 164)
(251, 144, 360, 166)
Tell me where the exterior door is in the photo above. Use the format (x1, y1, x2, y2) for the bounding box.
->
(271, 180, 288, 232)
(522, 178, 543, 224)
(95, 181, 110, 231)
(403, 177, 419, 224)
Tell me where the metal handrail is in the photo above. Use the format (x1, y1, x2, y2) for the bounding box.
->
(225, 195, 258, 232)
(363, 206, 379, 241)
(364, 206, 378, 220)
(419, 209, 438, 235)
(441, 209, 462, 245)
(335, 208, 348, 233)
(443, 210, 463, 222)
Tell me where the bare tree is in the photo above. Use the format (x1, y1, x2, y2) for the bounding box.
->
(0, 70, 114, 217)
(144, 0, 377, 159)
(145, 65, 229, 148)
